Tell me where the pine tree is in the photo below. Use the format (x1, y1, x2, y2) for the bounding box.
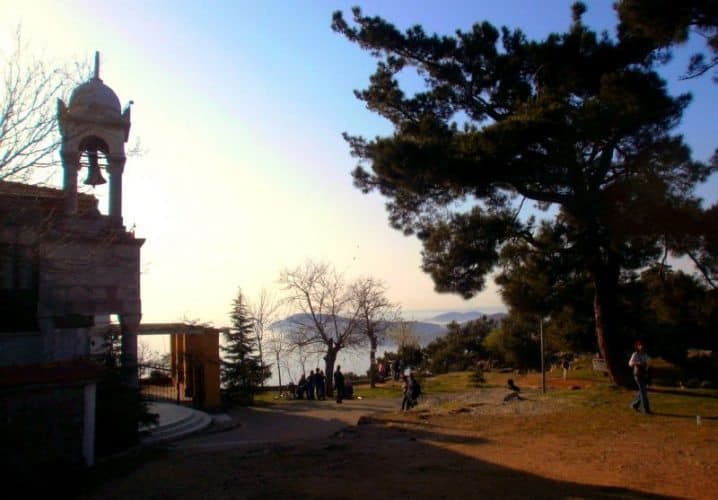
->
(222, 289, 270, 404)
(332, 4, 713, 387)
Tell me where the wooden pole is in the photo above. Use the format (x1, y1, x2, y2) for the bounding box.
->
(540, 318, 546, 394)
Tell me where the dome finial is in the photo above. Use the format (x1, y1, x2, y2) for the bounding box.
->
(94, 51, 100, 80)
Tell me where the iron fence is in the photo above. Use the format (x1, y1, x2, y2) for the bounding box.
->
(138, 363, 191, 405)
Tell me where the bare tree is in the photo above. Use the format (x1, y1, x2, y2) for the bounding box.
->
(0, 29, 85, 182)
(279, 260, 364, 395)
(249, 288, 281, 386)
(387, 319, 421, 351)
(138, 339, 162, 366)
(290, 341, 322, 379)
(265, 326, 291, 392)
(351, 277, 398, 388)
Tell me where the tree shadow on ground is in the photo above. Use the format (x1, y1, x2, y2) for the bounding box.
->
(75, 410, 676, 500)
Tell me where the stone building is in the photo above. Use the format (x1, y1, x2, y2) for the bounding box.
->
(0, 54, 141, 468)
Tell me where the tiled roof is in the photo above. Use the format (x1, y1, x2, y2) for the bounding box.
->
(0, 180, 98, 214)
(0, 180, 95, 202)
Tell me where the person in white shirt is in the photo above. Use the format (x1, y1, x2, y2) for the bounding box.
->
(628, 340, 651, 414)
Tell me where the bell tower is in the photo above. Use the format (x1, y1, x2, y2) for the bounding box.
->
(57, 52, 131, 221)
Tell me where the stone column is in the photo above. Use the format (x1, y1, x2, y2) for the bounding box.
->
(120, 313, 141, 389)
(83, 383, 97, 467)
(107, 156, 126, 219)
(61, 150, 80, 215)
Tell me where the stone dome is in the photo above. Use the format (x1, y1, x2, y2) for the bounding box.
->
(68, 77, 121, 115)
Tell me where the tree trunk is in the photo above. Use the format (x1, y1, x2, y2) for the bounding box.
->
(258, 343, 264, 387)
(592, 257, 632, 387)
(369, 335, 378, 388)
(324, 348, 337, 397)
(276, 351, 282, 394)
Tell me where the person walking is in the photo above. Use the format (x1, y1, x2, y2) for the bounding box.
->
(629, 340, 651, 414)
(562, 359, 570, 381)
(401, 375, 412, 411)
(315, 368, 326, 400)
(334, 365, 345, 404)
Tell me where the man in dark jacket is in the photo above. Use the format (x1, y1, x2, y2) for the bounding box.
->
(334, 365, 345, 404)
(306, 370, 315, 400)
(315, 368, 326, 400)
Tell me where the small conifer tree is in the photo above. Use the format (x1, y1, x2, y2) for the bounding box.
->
(222, 289, 270, 404)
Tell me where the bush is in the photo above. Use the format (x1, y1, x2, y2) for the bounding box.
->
(147, 370, 172, 386)
(95, 370, 158, 456)
(682, 353, 718, 383)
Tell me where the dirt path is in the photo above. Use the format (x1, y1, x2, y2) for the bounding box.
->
(175, 398, 398, 451)
(77, 386, 718, 499)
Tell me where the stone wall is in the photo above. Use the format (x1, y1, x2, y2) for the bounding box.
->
(0, 383, 86, 469)
(38, 239, 141, 318)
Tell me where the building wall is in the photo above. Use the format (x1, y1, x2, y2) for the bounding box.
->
(38, 237, 142, 318)
(0, 384, 87, 469)
(0, 332, 43, 365)
(0, 214, 142, 366)
(170, 331, 221, 409)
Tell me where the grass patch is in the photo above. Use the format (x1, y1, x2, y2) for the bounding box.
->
(546, 380, 718, 416)
(354, 380, 404, 399)
(251, 390, 292, 406)
(422, 371, 475, 393)
(354, 372, 477, 399)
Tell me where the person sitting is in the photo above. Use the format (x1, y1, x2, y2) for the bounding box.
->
(504, 378, 524, 402)
(297, 374, 307, 400)
(344, 378, 354, 399)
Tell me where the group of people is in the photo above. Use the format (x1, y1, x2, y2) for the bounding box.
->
(377, 358, 407, 382)
(291, 368, 327, 400)
(287, 365, 353, 403)
(282, 342, 653, 416)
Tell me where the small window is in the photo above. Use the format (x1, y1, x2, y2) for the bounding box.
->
(0, 244, 39, 332)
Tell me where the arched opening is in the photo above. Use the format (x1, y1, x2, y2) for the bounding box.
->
(78, 136, 111, 215)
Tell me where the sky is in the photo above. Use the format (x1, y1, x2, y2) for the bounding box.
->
(2, 0, 716, 327)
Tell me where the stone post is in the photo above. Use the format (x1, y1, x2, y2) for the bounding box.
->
(120, 313, 141, 389)
(107, 156, 126, 219)
(83, 383, 97, 466)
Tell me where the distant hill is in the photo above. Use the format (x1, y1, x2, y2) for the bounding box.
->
(271, 311, 508, 348)
(425, 311, 507, 324)
(271, 313, 447, 347)
(399, 321, 447, 346)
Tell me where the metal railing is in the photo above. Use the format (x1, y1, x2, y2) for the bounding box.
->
(138, 363, 192, 405)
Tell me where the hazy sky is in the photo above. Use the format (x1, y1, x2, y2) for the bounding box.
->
(2, 1, 716, 327)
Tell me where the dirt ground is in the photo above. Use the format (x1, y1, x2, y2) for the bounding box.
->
(72, 378, 717, 499)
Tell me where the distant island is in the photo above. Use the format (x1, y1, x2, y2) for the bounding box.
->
(425, 311, 507, 324)
(272, 310, 506, 347)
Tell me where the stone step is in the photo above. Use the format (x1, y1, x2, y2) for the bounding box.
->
(143, 409, 197, 437)
(148, 412, 205, 440)
(140, 403, 212, 446)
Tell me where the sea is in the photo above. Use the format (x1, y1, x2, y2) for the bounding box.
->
(138, 307, 506, 386)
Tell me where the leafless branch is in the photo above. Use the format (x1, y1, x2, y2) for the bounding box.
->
(0, 28, 88, 182)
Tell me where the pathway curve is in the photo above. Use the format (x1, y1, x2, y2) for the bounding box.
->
(173, 397, 398, 451)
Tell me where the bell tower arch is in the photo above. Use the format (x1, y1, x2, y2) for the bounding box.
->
(57, 52, 131, 220)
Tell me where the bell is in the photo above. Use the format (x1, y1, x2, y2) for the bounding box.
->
(83, 150, 107, 186)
